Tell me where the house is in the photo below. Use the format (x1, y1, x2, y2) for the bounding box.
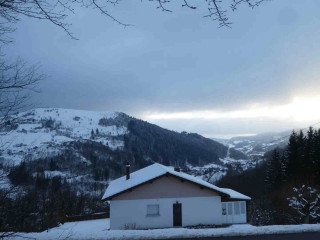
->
(102, 163, 251, 230)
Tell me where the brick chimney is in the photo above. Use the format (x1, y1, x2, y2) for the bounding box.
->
(174, 161, 180, 172)
(126, 162, 130, 180)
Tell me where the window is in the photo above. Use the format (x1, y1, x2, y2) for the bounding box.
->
(227, 203, 233, 215)
(147, 204, 159, 217)
(222, 203, 227, 215)
(240, 202, 246, 214)
(234, 202, 240, 215)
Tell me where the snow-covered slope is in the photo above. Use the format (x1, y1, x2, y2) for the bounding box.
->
(207, 132, 291, 182)
(0, 108, 253, 192)
(214, 131, 290, 160)
(0, 108, 128, 165)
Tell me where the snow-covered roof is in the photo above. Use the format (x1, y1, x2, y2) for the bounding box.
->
(102, 163, 251, 201)
(219, 188, 251, 200)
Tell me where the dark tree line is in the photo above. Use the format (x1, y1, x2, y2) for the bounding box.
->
(1, 162, 108, 233)
(218, 127, 320, 225)
(265, 128, 320, 190)
(125, 119, 229, 167)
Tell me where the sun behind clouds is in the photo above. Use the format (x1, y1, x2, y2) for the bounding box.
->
(144, 95, 320, 123)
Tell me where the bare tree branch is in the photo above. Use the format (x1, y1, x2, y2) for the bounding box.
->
(0, 58, 44, 126)
(182, 0, 197, 10)
(0, 0, 269, 42)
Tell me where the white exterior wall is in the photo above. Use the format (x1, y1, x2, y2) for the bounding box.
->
(110, 196, 222, 230)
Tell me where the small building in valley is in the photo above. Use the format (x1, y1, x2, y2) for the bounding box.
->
(102, 163, 250, 230)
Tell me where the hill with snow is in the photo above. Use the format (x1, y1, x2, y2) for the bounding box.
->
(1, 108, 128, 165)
(214, 131, 291, 161)
(0, 108, 254, 194)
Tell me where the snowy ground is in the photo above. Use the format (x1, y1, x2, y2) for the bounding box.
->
(8, 219, 320, 240)
(0, 108, 127, 166)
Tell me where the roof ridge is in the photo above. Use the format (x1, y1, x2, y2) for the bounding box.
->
(102, 162, 251, 201)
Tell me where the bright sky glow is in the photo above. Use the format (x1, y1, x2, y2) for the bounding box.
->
(144, 96, 320, 123)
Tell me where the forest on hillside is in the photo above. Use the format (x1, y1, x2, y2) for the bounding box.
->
(0, 116, 231, 234)
(218, 127, 320, 225)
(1, 127, 320, 234)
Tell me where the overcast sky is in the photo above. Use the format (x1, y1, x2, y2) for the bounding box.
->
(5, 0, 320, 138)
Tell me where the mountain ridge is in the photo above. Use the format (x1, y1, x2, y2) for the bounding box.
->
(0, 108, 254, 194)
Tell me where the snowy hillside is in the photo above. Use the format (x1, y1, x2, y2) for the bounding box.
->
(0, 108, 128, 165)
(214, 131, 290, 160)
(205, 132, 291, 182)
(188, 146, 261, 184)
(0, 108, 253, 193)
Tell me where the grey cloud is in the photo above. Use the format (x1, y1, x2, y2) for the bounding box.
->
(5, 0, 320, 137)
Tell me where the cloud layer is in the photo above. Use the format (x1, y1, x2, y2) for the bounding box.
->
(5, 0, 320, 137)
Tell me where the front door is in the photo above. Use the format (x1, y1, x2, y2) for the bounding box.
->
(173, 202, 182, 227)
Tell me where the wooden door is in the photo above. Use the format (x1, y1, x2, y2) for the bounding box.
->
(173, 202, 182, 227)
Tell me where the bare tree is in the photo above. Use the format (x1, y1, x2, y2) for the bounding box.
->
(0, 0, 269, 41)
(0, 4, 44, 237)
(0, 58, 44, 126)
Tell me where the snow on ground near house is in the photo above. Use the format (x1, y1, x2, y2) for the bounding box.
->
(9, 219, 320, 240)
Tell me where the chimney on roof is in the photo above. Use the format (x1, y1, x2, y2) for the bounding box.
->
(126, 162, 130, 180)
(174, 161, 180, 172)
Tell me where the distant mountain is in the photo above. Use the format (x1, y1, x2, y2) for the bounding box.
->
(214, 131, 291, 160)
(0, 108, 249, 194)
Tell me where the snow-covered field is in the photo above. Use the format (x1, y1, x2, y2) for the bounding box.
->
(8, 219, 320, 240)
(0, 108, 128, 165)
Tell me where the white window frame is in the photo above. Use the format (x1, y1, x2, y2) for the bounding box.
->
(222, 203, 227, 215)
(227, 202, 233, 215)
(240, 202, 246, 215)
(146, 204, 160, 217)
(223, 201, 246, 216)
(234, 202, 240, 215)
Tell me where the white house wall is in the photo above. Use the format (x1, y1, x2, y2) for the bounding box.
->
(110, 196, 222, 230)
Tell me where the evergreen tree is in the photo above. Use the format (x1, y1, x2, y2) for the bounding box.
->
(49, 159, 58, 171)
(304, 127, 315, 174)
(279, 152, 288, 184)
(314, 129, 320, 180)
(265, 149, 283, 191)
(287, 185, 320, 223)
(286, 131, 300, 178)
